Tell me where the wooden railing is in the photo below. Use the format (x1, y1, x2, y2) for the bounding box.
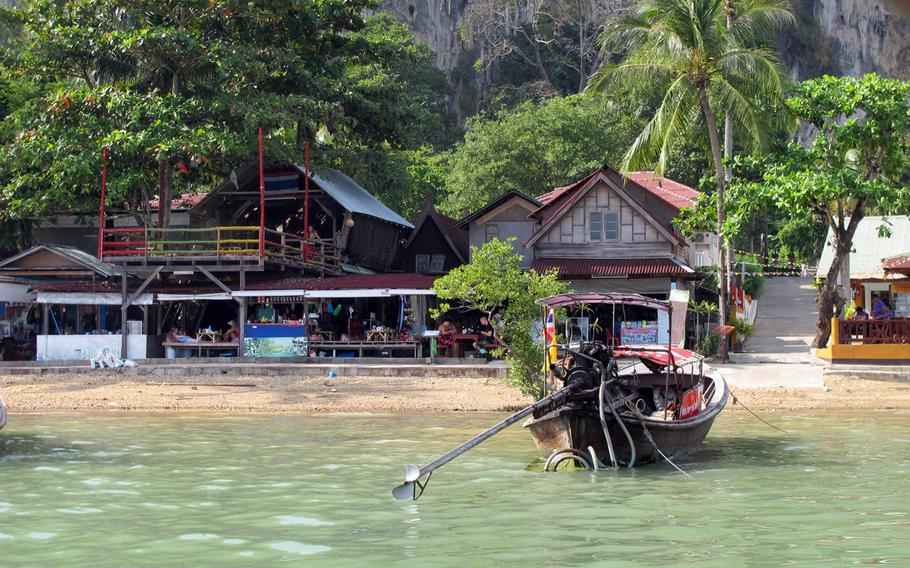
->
(838, 318, 910, 345)
(100, 226, 340, 271)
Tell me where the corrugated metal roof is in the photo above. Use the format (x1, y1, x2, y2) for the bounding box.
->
(625, 171, 700, 209)
(247, 273, 437, 291)
(532, 257, 693, 279)
(0, 245, 121, 278)
(884, 253, 910, 275)
(308, 167, 414, 228)
(816, 216, 910, 279)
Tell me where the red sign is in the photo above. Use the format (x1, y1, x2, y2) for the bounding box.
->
(679, 384, 703, 420)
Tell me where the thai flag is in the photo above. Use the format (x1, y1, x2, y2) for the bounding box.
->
(264, 171, 299, 193)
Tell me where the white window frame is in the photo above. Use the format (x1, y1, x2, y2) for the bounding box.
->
(603, 212, 619, 241)
(415, 254, 430, 273)
(589, 211, 603, 242)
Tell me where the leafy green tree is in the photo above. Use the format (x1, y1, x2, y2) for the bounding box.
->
(432, 238, 568, 398)
(589, 0, 793, 349)
(441, 94, 645, 216)
(0, 3, 451, 231)
(757, 75, 910, 347)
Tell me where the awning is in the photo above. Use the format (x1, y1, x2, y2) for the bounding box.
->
(37, 291, 154, 305)
(232, 288, 435, 299)
(157, 293, 233, 302)
(533, 257, 694, 279)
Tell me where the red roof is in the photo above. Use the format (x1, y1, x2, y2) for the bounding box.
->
(246, 273, 438, 291)
(625, 172, 700, 210)
(884, 254, 910, 275)
(32, 273, 438, 294)
(532, 257, 693, 279)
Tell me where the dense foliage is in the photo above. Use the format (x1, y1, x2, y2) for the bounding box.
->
(0, 2, 453, 225)
(432, 238, 567, 398)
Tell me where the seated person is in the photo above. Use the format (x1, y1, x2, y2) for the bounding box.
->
(165, 326, 193, 344)
(472, 315, 498, 353)
(871, 294, 893, 319)
(437, 318, 456, 347)
(223, 321, 240, 343)
(853, 307, 869, 320)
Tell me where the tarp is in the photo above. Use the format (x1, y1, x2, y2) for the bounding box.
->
(309, 167, 414, 228)
(37, 291, 153, 305)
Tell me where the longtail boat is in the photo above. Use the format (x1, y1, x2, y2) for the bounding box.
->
(524, 293, 727, 470)
(393, 292, 727, 500)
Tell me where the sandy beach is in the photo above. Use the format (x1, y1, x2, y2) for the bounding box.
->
(2, 371, 909, 414)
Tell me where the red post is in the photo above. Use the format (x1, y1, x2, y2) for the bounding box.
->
(258, 127, 265, 260)
(97, 147, 108, 259)
(303, 141, 310, 263)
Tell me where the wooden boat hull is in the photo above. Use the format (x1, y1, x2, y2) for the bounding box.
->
(524, 373, 728, 466)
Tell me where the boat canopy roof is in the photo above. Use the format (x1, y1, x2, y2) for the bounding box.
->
(538, 293, 669, 312)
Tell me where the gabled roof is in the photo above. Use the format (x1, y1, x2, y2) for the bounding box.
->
(149, 193, 208, 211)
(625, 172, 700, 210)
(526, 166, 684, 247)
(0, 245, 120, 278)
(405, 203, 469, 263)
(308, 167, 413, 228)
(456, 190, 541, 228)
(817, 216, 910, 280)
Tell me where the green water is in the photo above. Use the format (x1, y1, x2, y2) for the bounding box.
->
(1, 411, 909, 566)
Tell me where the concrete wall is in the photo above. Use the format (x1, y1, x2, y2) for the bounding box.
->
(37, 334, 148, 361)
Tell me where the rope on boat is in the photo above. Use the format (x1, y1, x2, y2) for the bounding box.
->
(598, 381, 618, 468)
(730, 391, 789, 434)
(602, 380, 636, 468)
(622, 398, 693, 479)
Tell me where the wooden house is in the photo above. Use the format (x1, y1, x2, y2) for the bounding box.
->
(456, 190, 540, 269)
(400, 202, 468, 274)
(525, 166, 699, 296)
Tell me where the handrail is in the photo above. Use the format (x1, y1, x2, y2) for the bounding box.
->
(100, 224, 341, 271)
(838, 318, 910, 345)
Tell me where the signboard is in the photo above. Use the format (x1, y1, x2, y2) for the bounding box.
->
(620, 325, 658, 345)
(679, 384, 703, 420)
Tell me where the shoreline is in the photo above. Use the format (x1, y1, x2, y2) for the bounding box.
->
(2, 371, 910, 414)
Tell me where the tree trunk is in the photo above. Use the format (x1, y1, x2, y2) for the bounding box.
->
(159, 159, 173, 229)
(813, 202, 866, 347)
(697, 86, 729, 359)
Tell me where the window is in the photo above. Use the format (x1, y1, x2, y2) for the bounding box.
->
(416, 254, 447, 273)
(485, 223, 499, 242)
(604, 212, 619, 241)
(589, 212, 603, 241)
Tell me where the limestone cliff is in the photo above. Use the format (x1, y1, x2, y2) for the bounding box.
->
(381, 0, 910, 80)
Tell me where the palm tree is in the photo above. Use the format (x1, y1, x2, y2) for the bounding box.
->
(588, 0, 792, 355)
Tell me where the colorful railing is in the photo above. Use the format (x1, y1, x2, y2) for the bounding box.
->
(100, 226, 340, 271)
(838, 318, 910, 345)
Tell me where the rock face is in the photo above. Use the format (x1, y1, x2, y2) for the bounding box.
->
(381, 0, 910, 79)
(812, 0, 910, 79)
(379, 0, 470, 71)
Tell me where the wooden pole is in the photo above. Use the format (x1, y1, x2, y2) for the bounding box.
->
(97, 148, 108, 258)
(303, 141, 310, 264)
(258, 127, 265, 263)
(121, 272, 128, 358)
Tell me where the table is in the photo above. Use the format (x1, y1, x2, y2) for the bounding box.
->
(452, 334, 478, 358)
(164, 341, 239, 357)
(196, 331, 220, 342)
(310, 340, 422, 358)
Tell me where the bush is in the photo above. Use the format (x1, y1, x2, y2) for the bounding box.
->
(735, 253, 765, 299)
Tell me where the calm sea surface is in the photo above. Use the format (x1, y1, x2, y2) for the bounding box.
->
(1, 410, 909, 566)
